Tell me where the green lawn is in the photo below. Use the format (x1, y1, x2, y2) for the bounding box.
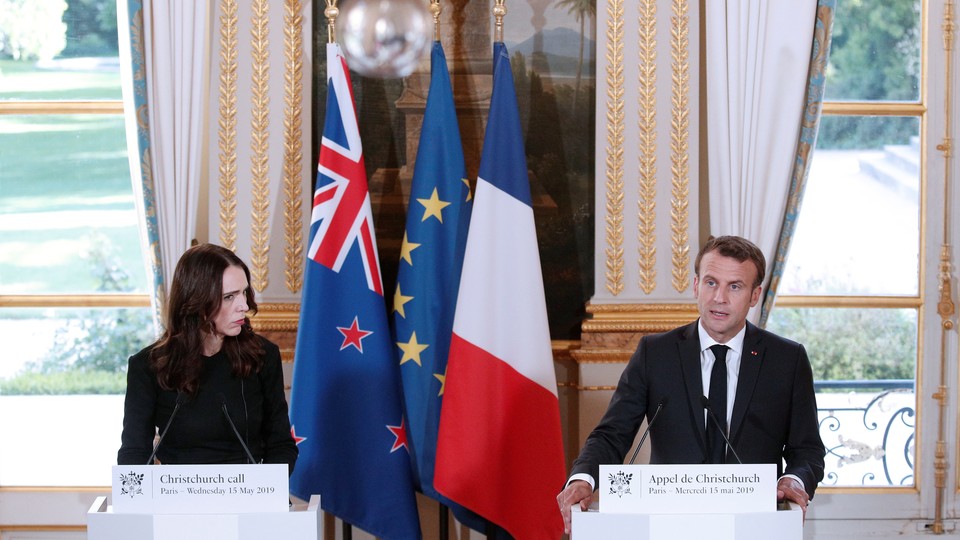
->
(0, 58, 146, 294)
(0, 58, 121, 100)
(0, 115, 131, 208)
(0, 227, 147, 294)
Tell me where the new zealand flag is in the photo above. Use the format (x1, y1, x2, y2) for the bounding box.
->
(288, 42, 422, 540)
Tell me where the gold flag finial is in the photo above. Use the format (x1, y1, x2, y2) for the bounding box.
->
(325, 0, 339, 43)
(493, 0, 507, 43)
(430, 0, 442, 41)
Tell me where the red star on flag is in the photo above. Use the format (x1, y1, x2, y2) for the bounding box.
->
(290, 425, 306, 445)
(337, 316, 373, 352)
(386, 418, 409, 453)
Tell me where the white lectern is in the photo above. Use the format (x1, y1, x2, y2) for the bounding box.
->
(571, 464, 802, 540)
(87, 464, 321, 540)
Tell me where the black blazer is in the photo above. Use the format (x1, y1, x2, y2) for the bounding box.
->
(570, 321, 825, 499)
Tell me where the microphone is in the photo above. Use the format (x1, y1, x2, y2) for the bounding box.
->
(146, 392, 185, 465)
(218, 393, 257, 464)
(701, 395, 742, 464)
(628, 396, 668, 464)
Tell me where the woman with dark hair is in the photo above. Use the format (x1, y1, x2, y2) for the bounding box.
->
(117, 244, 298, 471)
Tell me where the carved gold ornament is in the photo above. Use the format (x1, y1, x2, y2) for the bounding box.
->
(217, 0, 239, 250)
(605, 0, 626, 296)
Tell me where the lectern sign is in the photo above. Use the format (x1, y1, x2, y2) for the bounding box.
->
(599, 464, 776, 514)
(112, 464, 288, 514)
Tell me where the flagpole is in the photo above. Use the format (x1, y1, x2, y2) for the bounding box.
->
(438, 500, 450, 540)
(323, 9, 349, 540)
(487, 0, 506, 526)
(324, 0, 338, 43)
(427, 2, 453, 539)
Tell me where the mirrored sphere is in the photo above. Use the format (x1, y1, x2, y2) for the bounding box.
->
(337, 0, 431, 78)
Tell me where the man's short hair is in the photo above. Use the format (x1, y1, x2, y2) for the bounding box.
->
(694, 235, 766, 288)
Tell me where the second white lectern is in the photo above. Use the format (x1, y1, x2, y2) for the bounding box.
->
(571, 464, 802, 540)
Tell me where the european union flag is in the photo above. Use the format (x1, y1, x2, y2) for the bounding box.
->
(288, 42, 421, 540)
(390, 42, 495, 534)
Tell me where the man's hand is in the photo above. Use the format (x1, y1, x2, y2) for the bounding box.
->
(557, 480, 594, 534)
(777, 476, 809, 520)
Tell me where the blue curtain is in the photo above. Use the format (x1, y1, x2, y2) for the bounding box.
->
(123, 0, 165, 325)
(759, 0, 837, 327)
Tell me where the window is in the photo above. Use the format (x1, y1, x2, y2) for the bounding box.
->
(767, 0, 923, 489)
(0, 0, 152, 486)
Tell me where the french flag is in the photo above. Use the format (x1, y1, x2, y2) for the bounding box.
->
(434, 42, 566, 540)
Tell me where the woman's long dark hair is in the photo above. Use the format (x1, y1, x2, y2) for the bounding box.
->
(150, 244, 264, 395)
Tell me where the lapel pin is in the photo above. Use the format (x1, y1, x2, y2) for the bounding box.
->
(751, 350, 758, 356)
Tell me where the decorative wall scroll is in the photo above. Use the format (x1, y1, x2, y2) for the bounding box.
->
(637, 0, 657, 294)
(249, 0, 272, 292)
(669, 0, 690, 293)
(596, 0, 697, 301)
(213, 0, 309, 300)
(217, 0, 239, 251)
(283, 0, 305, 294)
(604, 0, 626, 296)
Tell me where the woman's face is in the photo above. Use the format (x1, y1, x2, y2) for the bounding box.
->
(204, 265, 250, 354)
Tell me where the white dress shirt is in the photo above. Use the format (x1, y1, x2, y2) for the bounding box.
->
(698, 321, 745, 431)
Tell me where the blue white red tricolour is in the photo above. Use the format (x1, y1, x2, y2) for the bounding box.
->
(434, 42, 566, 540)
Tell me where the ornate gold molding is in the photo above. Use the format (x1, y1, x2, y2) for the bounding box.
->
(669, 0, 691, 293)
(217, 0, 239, 251)
(569, 348, 634, 364)
(283, 0, 305, 294)
(551, 339, 580, 361)
(582, 302, 698, 333)
(604, 0, 625, 296)
(637, 0, 657, 294)
(251, 302, 300, 332)
(250, 0, 271, 292)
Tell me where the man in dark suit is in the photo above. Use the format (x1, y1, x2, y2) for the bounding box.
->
(557, 235, 825, 533)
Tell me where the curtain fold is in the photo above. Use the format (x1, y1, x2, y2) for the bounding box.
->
(759, 1, 837, 326)
(121, 0, 209, 325)
(704, 0, 819, 323)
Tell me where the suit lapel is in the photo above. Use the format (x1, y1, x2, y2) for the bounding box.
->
(678, 321, 708, 457)
(729, 322, 763, 442)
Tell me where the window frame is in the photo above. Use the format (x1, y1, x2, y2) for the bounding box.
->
(768, 0, 957, 525)
(0, 80, 150, 490)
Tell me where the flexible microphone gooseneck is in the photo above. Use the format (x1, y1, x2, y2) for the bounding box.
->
(218, 393, 256, 464)
(146, 392, 185, 465)
(700, 395, 742, 464)
(628, 396, 669, 465)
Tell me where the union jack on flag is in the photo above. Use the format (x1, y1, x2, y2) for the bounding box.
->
(307, 49, 382, 294)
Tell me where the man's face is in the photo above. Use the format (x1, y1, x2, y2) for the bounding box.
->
(693, 251, 762, 343)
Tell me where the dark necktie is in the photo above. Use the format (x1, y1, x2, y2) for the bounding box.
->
(707, 344, 729, 464)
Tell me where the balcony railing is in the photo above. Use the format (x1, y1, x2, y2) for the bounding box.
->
(814, 380, 915, 487)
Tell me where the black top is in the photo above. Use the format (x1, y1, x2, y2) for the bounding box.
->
(117, 335, 298, 471)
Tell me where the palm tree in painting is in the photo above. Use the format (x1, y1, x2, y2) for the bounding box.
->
(556, 0, 595, 109)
